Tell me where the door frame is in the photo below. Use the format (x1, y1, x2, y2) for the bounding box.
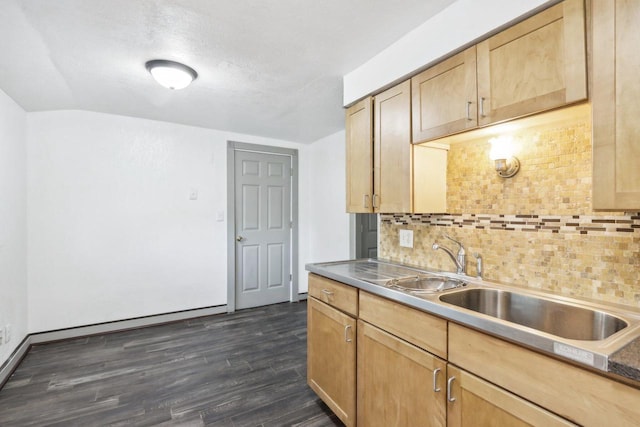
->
(226, 141, 299, 313)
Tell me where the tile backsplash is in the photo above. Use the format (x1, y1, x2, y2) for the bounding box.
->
(379, 104, 640, 307)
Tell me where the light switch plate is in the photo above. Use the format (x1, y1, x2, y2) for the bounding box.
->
(189, 188, 198, 200)
(399, 229, 414, 248)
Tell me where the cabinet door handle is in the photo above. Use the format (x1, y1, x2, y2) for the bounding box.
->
(372, 194, 379, 209)
(432, 368, 442, 392)
(344, 324, 353, 343)
(447, 376, 456, 402)
(321, 289, 334, 297)
(363, 194, 370, 209)
(466, 101, 472, 121)
(479, 97, 486, 118)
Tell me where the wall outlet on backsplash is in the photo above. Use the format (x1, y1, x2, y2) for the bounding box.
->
(399, 229, 414, 248)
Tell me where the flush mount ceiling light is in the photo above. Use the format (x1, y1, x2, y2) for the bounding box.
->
(145, 59, 198, 90)
(489, 136, 520, 178)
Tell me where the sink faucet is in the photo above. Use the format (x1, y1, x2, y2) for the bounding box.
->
(432, 235, 466, 274)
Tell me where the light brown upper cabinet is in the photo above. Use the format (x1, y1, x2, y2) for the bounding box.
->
(411, 0, 586, 144)
(592, 0, 640, 209)
(374, 80, 412, 213)
(476, 0, 587, 126)
(345, 97, 373, 213)
(345, 81, 412, 214)
(412, 47, 478, 143)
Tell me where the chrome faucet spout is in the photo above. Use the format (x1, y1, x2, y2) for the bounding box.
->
(432, 238, 466, 274)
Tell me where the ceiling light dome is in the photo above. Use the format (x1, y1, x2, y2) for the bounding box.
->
(145, 59, 198, 90)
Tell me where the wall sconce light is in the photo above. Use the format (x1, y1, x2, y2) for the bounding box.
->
(489, 136, 520, 178)
(145, 59, 198, 90)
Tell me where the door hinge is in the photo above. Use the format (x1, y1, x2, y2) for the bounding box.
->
(290, 168, 294, 177)
(289, 274, 292, 282)
(290, 221, 293, 228)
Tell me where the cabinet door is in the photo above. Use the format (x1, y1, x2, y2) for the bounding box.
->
(476, 0, 586, 126)
(592, 0, 640, 209)
(307, 297, 356, 427)
(411, 47, 477, 143)
(346, 97, 374, 213)
(449, 323, 640, 426)
(374, 80, 412, 213)
(446, 365, 576, 427)
(357, 320, 446, 427)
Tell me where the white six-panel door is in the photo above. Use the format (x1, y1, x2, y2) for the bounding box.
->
(234, 150, 291, 309)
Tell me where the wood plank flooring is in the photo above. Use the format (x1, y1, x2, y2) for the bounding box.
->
(0, 301, 343, 426)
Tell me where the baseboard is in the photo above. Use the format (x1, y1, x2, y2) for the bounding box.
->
(0, 336, 32, 388)
(30, 305, 228, 344)
(1, 305, 228, 389)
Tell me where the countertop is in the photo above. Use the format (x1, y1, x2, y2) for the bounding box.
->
(610, 338, 640, 382)
(306, 258, 640, 386)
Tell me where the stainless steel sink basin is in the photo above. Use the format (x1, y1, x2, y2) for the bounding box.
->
(387, 275, 466, 294)
(439, 288, 628, 341)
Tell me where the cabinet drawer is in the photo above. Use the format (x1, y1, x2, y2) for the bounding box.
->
(449, 323, 640, 426)
(359, 291, 447, 359)
(308, 274, 358, 317)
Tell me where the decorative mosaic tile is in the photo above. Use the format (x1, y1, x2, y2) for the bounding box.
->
(380, 213, 640, 237)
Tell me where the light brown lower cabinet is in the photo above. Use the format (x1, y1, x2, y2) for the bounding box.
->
(307, 275, 640, 426)
(357, 320, 447, 427)
(446, 365, 576, 427)
(307, 296, 356, 427)
(449, 323, 640, 426)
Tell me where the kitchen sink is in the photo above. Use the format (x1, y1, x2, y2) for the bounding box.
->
(386, 275, 466, 294)
(439, 288, 628, 341)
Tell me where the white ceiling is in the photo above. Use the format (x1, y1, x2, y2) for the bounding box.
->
(0, 0, 457, 143)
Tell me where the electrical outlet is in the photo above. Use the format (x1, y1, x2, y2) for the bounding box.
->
(399, 229, 414, 248)
(5, 324, 11, 344)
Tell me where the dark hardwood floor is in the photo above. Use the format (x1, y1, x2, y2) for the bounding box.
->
(0, 301, 343, 426)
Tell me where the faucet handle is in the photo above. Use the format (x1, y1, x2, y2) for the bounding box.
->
(444, 234, 465, 254)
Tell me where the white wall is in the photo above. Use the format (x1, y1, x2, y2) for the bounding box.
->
(26, 110, 303, 332)
(343, 0, 555, 105)
(0, 89, 27, 366)
(298, 130, 351, 293)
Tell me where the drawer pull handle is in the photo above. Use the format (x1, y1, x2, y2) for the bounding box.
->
(432, 368, 442, 392)
(447, 376, 456, 402)
(344, 325, 353, 343)
(321, 289, 334, 297)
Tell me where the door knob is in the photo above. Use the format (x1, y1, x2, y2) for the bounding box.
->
(236, 235, 244, 242)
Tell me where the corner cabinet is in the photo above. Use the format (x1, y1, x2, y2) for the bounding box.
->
(592, 0, 640, 209)
(345, 81, 412, 213)
(476, 0, 587, 126)
(307, 274, 357, 427)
